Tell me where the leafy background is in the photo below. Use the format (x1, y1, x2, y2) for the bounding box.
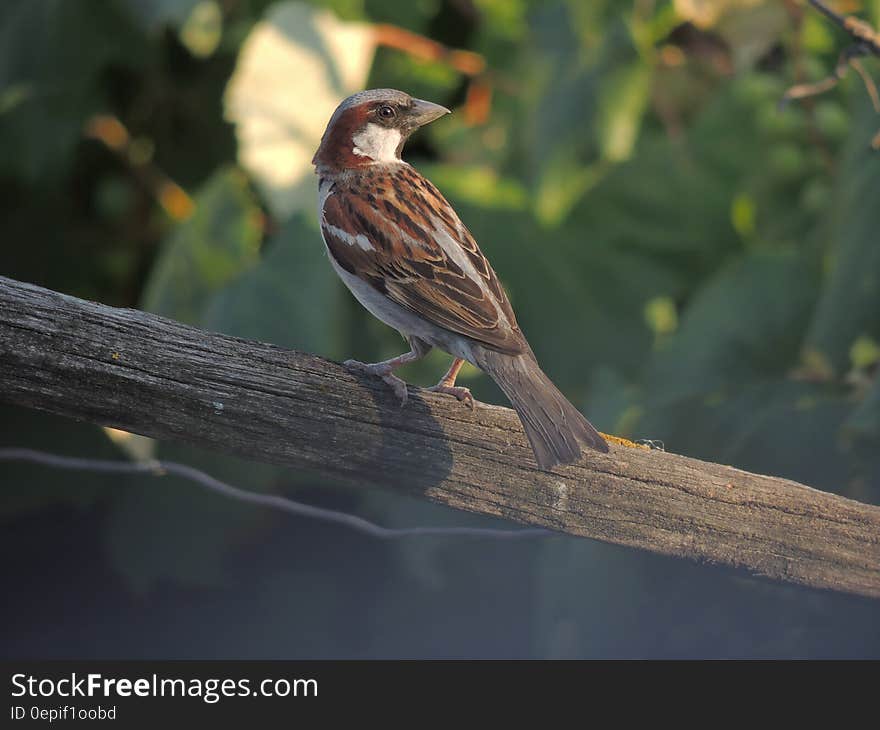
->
(2, 0, 879, 657)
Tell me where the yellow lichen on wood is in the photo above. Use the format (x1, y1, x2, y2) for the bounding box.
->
(599, 432, 651, 450)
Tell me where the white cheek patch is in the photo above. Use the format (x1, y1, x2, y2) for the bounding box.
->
(324, 223, 374, 252)
(352, 123, 402, 163)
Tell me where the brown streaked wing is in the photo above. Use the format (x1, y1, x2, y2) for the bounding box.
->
(321, 171, 525, 355)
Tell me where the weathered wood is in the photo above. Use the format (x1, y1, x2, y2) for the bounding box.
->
(1, 275, 878, 597)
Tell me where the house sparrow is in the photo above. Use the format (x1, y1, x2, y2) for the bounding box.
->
(313, 89, 608, 468)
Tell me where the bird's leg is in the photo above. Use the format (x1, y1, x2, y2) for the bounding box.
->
(344, 348, 425, 406)
(427, 358, 474, 410)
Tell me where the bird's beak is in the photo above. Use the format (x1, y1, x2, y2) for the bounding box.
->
(409, 98, 451, 128)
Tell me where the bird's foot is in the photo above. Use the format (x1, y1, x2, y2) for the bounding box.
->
(344, 359, 409, 406)
(427, 383, 475, 410)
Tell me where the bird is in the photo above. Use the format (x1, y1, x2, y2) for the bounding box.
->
(312, 89, 609, 469)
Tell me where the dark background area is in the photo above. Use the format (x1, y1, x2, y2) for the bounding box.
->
(1, 0, 879, 658)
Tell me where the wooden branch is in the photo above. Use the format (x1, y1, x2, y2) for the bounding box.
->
(785, 1, 880, 148)
(1, 275, 878, 598)
(807, 0, 880, 55)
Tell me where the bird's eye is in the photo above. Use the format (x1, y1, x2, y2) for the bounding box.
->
(377, 105, 396, 120)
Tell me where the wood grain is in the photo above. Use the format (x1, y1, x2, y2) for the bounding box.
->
(1, 275, 878, 598)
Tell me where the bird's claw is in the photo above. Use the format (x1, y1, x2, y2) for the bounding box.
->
(428, 384, 475, 410)
(344, 359, 409, 406)
(382, 373, 409, 406)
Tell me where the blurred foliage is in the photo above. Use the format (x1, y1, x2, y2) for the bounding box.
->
(142, 166, 261, 323)
(2, 0, 880, 658)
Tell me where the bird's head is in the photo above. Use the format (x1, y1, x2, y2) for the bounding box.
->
(313, 89, 450, 172)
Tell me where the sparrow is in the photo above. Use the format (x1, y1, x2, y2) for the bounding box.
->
(313, 89, 609, 469)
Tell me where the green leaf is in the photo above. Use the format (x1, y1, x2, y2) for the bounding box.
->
(521, 2, 609, 224)
(713, 1, 789, 72)
(847, 377, 880, 442)
(417, 163, 528, 211)
(645, 250, 818, 403)
(141, 167, 262, 324)
(586, 367, 641, 437)
(805, 94, 880, 375)
(203, 214, 346, 358)
(596, 60, 651, 163)
(0, 0, 146, 181)
(638, 379, 852, 494)
(573, 132, 740, 270)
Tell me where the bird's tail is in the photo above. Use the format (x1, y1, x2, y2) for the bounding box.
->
(475, 350, 609, 469)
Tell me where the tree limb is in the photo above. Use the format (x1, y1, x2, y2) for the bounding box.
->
(784, 0, 880, 149)
(1, 275, 878, 598)
(807, 0, 880, 55)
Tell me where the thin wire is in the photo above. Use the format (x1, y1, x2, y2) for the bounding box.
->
(0, 448, 553, 540)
